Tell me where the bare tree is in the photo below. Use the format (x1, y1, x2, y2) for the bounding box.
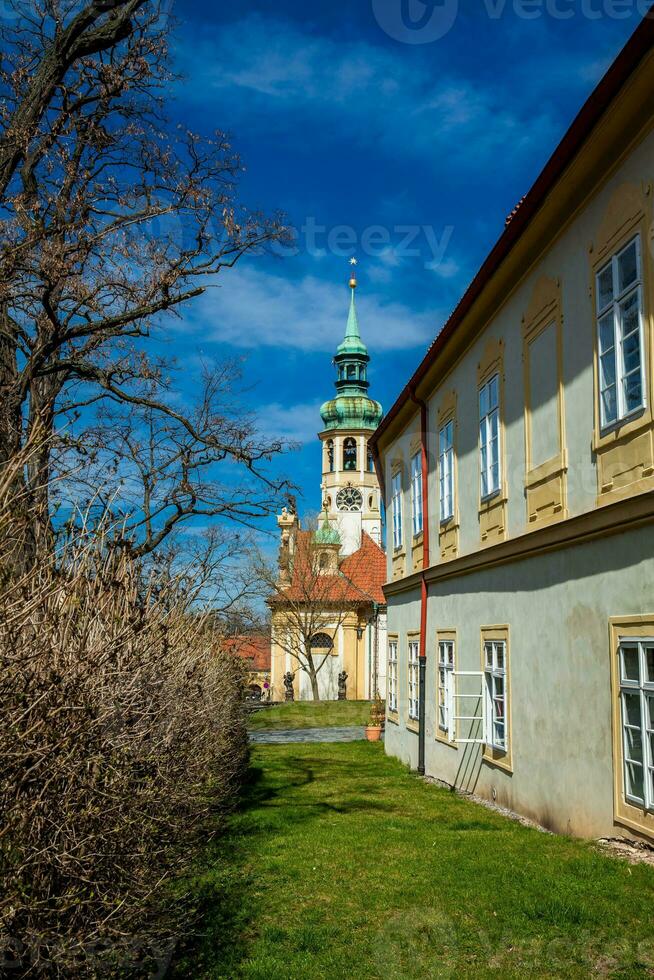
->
(0, 0, 290, 558)
(261, 519, 375, 700)
(0, 0, 150, 196)
(61, 360, 290, 557)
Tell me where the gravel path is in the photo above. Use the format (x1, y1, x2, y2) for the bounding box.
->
(249, 725, 375, 744)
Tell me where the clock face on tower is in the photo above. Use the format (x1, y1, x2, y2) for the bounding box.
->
(336, 487, 363, 512)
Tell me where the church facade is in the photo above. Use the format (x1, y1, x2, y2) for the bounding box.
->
(269, 266, 387, 702)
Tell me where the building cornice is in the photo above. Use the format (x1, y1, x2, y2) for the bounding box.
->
(383, 490, 654, 597)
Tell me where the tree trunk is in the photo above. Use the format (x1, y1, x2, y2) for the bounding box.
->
(0, 309, 36, 570)
(304, 649, 321, 701)
(309, 669, 320, 701)
(0, 308, 22, 466)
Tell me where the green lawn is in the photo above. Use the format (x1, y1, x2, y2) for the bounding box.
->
(175, 743, 654, 979)
(247, 699, 372, 731)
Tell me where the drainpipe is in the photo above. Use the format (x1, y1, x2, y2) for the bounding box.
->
(409, 386, 430, 777)
(372, 601, 380, 698)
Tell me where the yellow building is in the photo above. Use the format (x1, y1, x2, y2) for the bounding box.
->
(370, 16, 654, 843)
(270, 267, 387, 702)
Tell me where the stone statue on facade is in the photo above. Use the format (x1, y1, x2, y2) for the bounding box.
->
(283, 671, 295, 702)
(338, 670, 348, 701)
(278, 534, 290, 578)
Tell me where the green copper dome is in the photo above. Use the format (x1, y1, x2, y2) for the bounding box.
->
(314, 512, 341, 545)
(320, 270, 384, 433)
(320, 394, 383, 431)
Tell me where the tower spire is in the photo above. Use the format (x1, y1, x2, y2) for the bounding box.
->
(320, 259, 382, 432)
(336, 258, 368, 363)
(343, 257, 363, 349)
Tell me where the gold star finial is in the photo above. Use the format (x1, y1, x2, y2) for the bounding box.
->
(350, 257, 358, 266)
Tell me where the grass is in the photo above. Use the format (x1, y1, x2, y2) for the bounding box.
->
(247, 699, 372, 731)
(174, 743, 654, 979)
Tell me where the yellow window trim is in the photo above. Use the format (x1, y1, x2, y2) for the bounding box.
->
(522, 276, 568, 530)
(409, 433, 422, 457)
(480, 625, 513, 774)
(435, 629, 458, 749)
(406, 631, 420, 730)
(390, 462, 406, 580)
(391, 550, 406, 582)
(411, 536, 424, 573)
(590, 184, 654, 506)
(437, 391, 460, 561)
(409, 436, 425, 570)
(437, 389, 457, 424)
(387, 633, 399, 722)
(609, 615, 654, 842)
(477, 338, 508, 547)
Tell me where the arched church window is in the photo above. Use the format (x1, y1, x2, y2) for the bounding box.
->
(326, 439, 334, 473)
(319, 552, 329, 570)
(343, 437, 357, 471)
(360, 365, 367, 382)
(311, 633, 334, 653)
(346, 364, 356, 380)
(367, 445, 375, 473)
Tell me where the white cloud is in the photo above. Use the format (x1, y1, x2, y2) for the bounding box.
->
(256, 401, 323, 446)
(426, 256, 461, 280)
(174, 14, 559, 166)
(178, 266, 438, 353)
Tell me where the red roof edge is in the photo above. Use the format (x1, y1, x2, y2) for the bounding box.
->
(370, 13, 654, 449)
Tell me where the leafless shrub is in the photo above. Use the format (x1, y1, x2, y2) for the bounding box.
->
(0, 481, 249, 977)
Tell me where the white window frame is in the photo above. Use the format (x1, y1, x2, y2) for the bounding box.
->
(451, 670, 486, 745)
(479, 374, 501, 501)
(410, 451, 423, 537)
(387, 640, 398, 713)
(408, 640, 419, 720)
(596, 235, 645, 431)
(438, 640, 455, 739)
(391, 471, 403, 550)
(439, 420, 454, 523)
(484, 640, 508, 752)
(618, 638, 654, 811)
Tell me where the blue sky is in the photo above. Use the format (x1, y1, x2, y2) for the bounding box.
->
(164, 0, 648, 536)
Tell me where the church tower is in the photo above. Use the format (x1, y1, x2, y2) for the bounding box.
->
(319, 261, 383, 555)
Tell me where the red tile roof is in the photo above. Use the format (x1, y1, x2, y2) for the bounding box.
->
(272, 530, 386, 607)
(340, 532, 386, 604)
(223, 633, 271, 671)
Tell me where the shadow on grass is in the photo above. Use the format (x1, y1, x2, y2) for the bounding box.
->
(169, 751, 394, 978)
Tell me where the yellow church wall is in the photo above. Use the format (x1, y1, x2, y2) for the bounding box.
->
(269, 609, 369, 702)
